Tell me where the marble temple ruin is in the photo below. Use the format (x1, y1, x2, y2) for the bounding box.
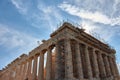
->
(0, 22, 119, 80)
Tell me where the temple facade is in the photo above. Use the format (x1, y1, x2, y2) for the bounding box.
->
(0, 22, 119, 80)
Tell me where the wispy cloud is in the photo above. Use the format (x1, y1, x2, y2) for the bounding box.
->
(58, 2, 120, 26)
(0, 23, 39, 50)
(79, 20, 118, 43)
(0, 23, 41, 69)
(11, 0, 29, 14)
(10, 0, 120, 48)
(11, 0, 63, 32)
(112, 0, 120, 17)
(36, 3, 63, 32)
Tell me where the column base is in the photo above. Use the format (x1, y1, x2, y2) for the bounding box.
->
(55, 76, 120, 80)
(91, 78, 101, 80)
(65, 78, 88, 80)
(114, 76, 120, 80)
(58, 77, 78, 80)
(100, 76, 114, 80)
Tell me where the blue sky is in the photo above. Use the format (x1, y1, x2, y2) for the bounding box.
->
(0, 0, 120, 72)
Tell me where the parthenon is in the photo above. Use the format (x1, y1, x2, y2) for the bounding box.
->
(0, 22, 119, 80)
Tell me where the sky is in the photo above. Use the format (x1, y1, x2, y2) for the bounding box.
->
(0, 0, 120, 72)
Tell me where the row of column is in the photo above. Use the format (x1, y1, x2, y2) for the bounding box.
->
(0, 38, 119, 80)
(55, 38, 119, 80)
(2, 46, 54, 80)
(83, 43, 119, 79)
(30, 47, 53, 80)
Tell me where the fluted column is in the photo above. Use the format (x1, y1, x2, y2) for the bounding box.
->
(84, 45, 93, 79)
(27, 59, 32, 80)
(20, 64, 24, 80)
(32, 55, 38, 80)
(46, 47, 52, 80)
(92, 48, 99, 78)
(7, 73, 9, 80)
(108, 57, 116, 77)
(38, 53, 44, 80)
(23, 62, 28, 80)
(14, 66, 18, 79)
(112, 58, 119, 76)
(75, 42, 83, 79)
(16, 64, 21, 80)
(15, 65, 21, 80)
(65, 39, 74, 79)
(18, 64, 22, 80)
(104, 55, 111, 77)
(55, 42, 60, 80)
(10, 67, 15, 80)
(21, 63, 26, 80)
(97, 52, 106, 78)
(6, 72, 9, 80)
(9, 70, 12, 80)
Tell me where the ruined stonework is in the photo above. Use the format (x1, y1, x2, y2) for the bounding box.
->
(0, 22, 120, 80)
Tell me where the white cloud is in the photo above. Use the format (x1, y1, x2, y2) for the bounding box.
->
(11, 0, 28, 14)
(0, 23, 41, 69)
(80, 20, 98, 33)
(111, 16, 120, 26)
(11, 0, 63, 32)
(31, 2, 63, 32)
(0, 24, 40, 51)
(78, 20, 116, 43)
(58, 2, 120, 26)
(65, 0, 114, 16)
(112, 0, 120, 16)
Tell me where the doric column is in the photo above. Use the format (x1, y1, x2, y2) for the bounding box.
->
(112, 58, 119, 76)
(9, 70, 12, 80)
(92, 48, 99, 78)
(38, 53, 44, 80)
(97, 52, 106, 78)
(20, 64, 24, 80)
(21, 63, 26, 80)
(104, 55, 111, 77)
(21, 65, 24, 80)
(32, 55, 38, 80)
(46, 47, 52, 80)
(55, 42, 60, 80)
(10, 68, 15, 80)
(14, 66, 18, 79)
(18, 64, 22, 80)
(84, 45, 93, 79)
(108, 57, 116, 77)
(23, 62, 28, 80)
(27, 58, 32, 80)
(75, 42, 83, 79)
(65, 39, 74, 79)
(16, 65, 21, 80)
(6, 72, 9, 80)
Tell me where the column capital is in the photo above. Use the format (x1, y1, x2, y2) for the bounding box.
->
(65, 38, 71, 41)
(84, 44, 89, 49)
(48, 45, 54, 50)
(28, 57, 33, 62)
(92, 47, 96, 52)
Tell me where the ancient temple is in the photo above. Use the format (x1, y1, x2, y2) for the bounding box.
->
(0, 22, 119, 80)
